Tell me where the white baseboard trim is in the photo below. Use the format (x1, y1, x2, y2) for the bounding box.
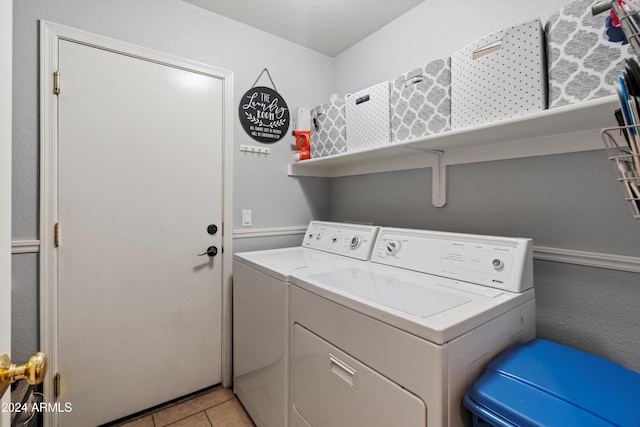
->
(11, 236, 639, 273)
(11, 240, 40, 254)
(232, 226, 307, 239)
(533, 245, 640, 273)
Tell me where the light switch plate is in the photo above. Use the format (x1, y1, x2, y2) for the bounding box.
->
(242, 209, 252, 227)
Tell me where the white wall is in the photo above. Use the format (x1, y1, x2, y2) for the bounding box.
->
(334, 0, 573, 95)
(12, 0, 332, 362)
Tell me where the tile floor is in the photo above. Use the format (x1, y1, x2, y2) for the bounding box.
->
(113, 387, 255, 427)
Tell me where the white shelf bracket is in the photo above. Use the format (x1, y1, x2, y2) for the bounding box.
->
(404, 147, 447, 207)
(430, 150, 446, 208)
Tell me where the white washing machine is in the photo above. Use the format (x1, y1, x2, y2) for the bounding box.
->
(288, 227, 536, 427)
(233, 221, 380, 427)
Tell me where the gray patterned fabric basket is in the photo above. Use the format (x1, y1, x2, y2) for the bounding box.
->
(390, 58, 451, 143)
(546, 0, 634, 108)
(310, 98, 347, 158)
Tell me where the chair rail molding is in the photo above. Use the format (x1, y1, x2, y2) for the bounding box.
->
(11, 240, 40, 254)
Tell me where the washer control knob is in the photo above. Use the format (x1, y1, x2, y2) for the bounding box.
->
(332, 237, 337, 243)
(492, 258, 505, 271)
(316, 233, 321, 240)
(349, 236, 361, 249)
(385, 240, 401, 256)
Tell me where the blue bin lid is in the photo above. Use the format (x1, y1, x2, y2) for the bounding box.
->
(466, 339, 640, 427)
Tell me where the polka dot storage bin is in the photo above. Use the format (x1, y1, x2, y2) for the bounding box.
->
(451, 19, 546, 130)
(546, 0, 634, 109)
(345, 81, 391, 151)
(390, 57, 451, 143)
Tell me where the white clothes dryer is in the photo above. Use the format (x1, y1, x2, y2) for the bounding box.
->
(233, 221, 379, 427)
(288, 227, 536, 427)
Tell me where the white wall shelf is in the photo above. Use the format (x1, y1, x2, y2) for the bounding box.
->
(288, 95, 619, 206)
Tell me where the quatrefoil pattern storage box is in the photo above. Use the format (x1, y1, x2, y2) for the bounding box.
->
(389, 58, 451, 143)
(451, 19, 546, 129)
(310, 98, 347, 158)
(546, 0, 634, 108)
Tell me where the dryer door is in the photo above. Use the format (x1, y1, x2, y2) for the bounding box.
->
(291, 324, 426, 427)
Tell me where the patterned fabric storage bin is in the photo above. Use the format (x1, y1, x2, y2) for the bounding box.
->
(345, 81, 391, 151)
(390, 58, 451, 143)
(451, 19, 546, 130)
(546, 0, 634, 108)
(310, 98, 347, 158)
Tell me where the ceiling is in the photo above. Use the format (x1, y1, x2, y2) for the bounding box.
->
(182, 0, 425, 57)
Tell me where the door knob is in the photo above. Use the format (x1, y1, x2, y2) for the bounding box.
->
(198, 246, 218, 257)
(0, 352, 48, 397)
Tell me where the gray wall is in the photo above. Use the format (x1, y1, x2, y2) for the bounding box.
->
(329, 0, 640, 371)
(11, 254, 38, 364)
(233, 234, 304, 254)
(534, 260, 640, 366)
(330, 150, 640, 253)
(12, 0, 331, 362)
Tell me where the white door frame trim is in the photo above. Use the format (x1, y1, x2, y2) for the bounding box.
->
(1, 1, 12, 424)
(39, 21, 234, 425)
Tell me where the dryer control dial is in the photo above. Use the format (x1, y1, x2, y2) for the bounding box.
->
(385, 240, 401, 256)
(349, 236, 361, 249)
(492, 258, 505, 271)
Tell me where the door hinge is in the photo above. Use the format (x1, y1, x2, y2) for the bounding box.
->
(54, 223, 61, 247)
(54, 373, 61, 398)
(53, 71, 60, 95)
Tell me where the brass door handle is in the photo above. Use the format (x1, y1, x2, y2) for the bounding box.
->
(0, 352, 47, 397)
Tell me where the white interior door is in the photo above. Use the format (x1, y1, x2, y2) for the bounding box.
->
(0, 2, 12, 426)
(56, 39, 224, 426)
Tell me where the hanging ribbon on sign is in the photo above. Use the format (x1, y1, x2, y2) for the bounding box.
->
(239, 68, 290, 143)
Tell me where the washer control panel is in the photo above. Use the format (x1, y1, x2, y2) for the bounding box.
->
(303, 221, 379, 260)
(373, 228, 533, 292)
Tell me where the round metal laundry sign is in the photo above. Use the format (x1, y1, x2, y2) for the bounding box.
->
(239, 86, 290, 143)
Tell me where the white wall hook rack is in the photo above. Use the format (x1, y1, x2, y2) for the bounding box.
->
(240, 144, 270, 155)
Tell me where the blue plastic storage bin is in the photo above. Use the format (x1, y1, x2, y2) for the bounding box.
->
(464, 339, 640, 427)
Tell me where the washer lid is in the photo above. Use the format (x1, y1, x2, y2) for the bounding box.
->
(234, 247, 353, 281)
(309, 268, 471, 317)
(290, 263, 534, 344)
